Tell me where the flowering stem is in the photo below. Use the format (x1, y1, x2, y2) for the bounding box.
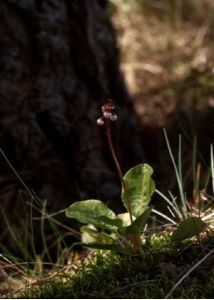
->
(105, 119, 133, 224)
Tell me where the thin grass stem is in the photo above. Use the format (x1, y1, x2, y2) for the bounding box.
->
(163, 129, 187, 216)
(40, 200, 52, 262)
(165, 248, 214, 298)
(152, 209, 177, 225)
(0, 148, 33, 200)
(0, 205, 31, 261)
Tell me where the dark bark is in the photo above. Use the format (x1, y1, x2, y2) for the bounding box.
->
(0, 0, 144, 217)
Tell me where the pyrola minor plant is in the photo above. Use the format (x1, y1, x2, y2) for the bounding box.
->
(66, 100, 208, 252)
(66, 99, 156, 252)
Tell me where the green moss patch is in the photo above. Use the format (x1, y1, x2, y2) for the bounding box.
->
(14, 233, 214, 299)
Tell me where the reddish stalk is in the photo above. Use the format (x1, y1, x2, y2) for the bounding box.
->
(104, 118, 133, 224)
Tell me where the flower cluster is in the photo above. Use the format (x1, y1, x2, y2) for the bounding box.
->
(97, 99, 118, 126)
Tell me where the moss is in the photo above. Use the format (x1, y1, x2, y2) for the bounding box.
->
(13, 232, 214, 299)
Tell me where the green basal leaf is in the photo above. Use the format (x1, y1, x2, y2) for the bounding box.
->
(121, 164, 155, 217)
(80, 224, 98, 235)
(118, 213, 134, 227)
(171, 217, 207, 242)
(97, 216, 123, 230)
(66, 199, 119, 231)
(81, 225, 99, 244)
(81, 225, 115, 244)
(125, 206, 153, 235)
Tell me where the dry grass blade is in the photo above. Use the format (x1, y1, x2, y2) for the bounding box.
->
(10, 250, 91, 297)
(0, 254, 27, 279)
(26, 201, 80, 239)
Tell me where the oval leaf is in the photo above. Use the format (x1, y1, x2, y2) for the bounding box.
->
(118, 213, 133, 227)
(171, 217, 207, 242)
(97, 216, 123, 230)
(81, 225, 115, 244)
(66, 200, 118, 230)
(121, 164, 155, 217)
(81, 225, 99, 244)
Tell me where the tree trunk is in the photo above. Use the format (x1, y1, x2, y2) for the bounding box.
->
(0, 0, 144, 216)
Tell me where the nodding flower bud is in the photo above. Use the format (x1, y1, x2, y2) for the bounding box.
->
(102, 99, 115, 112)
(110, 114, 117, 121)
(103, 111, 112, 118)
(97, 99, 118, 125)
(97, 117, 105, 126)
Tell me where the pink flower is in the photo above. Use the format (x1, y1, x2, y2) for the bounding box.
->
(97, 117, 105, 126)
(97, 99, 118, 125)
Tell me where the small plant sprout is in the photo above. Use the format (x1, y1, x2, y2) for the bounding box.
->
(66, 99, 156, 252)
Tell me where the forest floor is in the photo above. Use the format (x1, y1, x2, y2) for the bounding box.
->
(4, 232, 214, 298)
(1, 1, 214, 298)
